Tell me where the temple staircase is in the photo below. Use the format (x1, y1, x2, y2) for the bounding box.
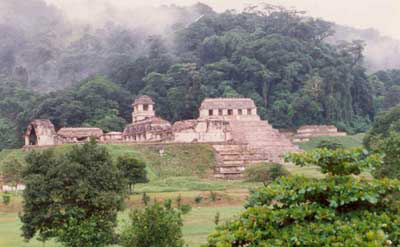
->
(213, 120, 301, 179)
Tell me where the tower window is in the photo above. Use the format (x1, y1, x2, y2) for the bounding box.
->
(209, 109, 213, 116)
(143, 104, 149, 111)
(228, 109, 233, 115)
(219, 109, 223, 116)
(247, 109, 252, 115)
(238, 109, 243, 115)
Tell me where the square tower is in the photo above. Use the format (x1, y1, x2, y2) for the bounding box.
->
(132, 95, 156, 122)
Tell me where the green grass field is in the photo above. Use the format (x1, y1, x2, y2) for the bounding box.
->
(296, 133, 365, 151)
(2, 135, 365, 246)
(0, 206, 243, 247)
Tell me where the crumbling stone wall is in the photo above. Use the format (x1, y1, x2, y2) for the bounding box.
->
(292, 125, 347, 142)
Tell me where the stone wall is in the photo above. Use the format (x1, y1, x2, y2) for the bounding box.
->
(291, 125, 347, 142)
(172, 119, 232, 143)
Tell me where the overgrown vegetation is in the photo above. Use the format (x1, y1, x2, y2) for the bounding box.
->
(2, 2, 400, 149)
(20, 140, 129, 247)
(244, 163, 289, 185)
(203, 148, 400, 246)
(120, 199, 191, 247)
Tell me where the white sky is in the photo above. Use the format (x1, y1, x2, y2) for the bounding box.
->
(46, 0, 400, 40)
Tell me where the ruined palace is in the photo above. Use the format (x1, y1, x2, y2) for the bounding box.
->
(25, 96, 300, 178)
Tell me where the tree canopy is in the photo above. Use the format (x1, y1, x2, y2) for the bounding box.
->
(204, 148, 400, 247)
(20, 140, 126, 247)
(0, 2, 399, 149)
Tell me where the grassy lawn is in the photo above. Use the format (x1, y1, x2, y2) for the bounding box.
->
(0, 195, 243, 247)
(0, 141, 330, 246)
(296, 133, 365, 151)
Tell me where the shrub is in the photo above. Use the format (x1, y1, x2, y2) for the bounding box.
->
(117, 155, 148, 194)
(2, 192, 11, 205)
(244, 162, 289, 185)
(214, 212, 220, 226)
(204, 148, 400, 247)
(20, 140, 126, 247)
(209, 191, 217, 202)
(120, 199, 190, 247)
(316, 140, 344, 150)
(194, 195, 203, 204)
(372, 131, 400, 179)
(142, 192, 150, 206)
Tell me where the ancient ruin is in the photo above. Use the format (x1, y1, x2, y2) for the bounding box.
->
(288, 125, 347, 142)
(25, 96, 301, 178)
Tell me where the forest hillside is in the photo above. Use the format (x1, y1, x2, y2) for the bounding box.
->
(1, 1, 400, 150)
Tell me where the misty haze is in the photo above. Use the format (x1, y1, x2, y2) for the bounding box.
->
(1, 1, 400, 247)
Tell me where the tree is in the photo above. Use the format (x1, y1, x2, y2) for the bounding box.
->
(1, 157, 24, 191)
(117, 154, 148, 194)
(244, 162, 289, 185)
(364, 105, 400, 150)
(371, 132, 400, 179)
(203, 148, 400, 247)
(316, 140, 344, 150)
(20, 140, 126, 247)
(120, 199, 189, 247)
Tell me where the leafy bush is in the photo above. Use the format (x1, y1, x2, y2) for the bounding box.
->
(244, 163, 289, 185)
(120, 199, 190, 247)
(117, 154, 148, 194)
(20, 140, 126, 247)
(194, 195, 203, 204)
(371, 131, 400, 179)
(364, 105, 400, 149)
(209, 191, 217, 202)
(2, 192, 11, 205)
(204, 148, 400, 247)
(316, 140, 344, 150)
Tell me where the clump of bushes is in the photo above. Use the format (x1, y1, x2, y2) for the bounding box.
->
(244, 162, 289, 185)
(316, 140, 344, 150)
(204, 148, 400, 247)
(120, 199, 190, 247)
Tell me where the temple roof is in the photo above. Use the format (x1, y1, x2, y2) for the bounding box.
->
(200, 98, 256, 110)
(25, 119, 56, 136)
(57, 128, 104, 138)
(133, 95, 154, 105)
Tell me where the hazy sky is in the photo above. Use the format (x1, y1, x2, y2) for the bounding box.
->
(46, 0, 400, 40)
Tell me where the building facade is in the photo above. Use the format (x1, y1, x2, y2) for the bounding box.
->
(24, 96, 302, 178)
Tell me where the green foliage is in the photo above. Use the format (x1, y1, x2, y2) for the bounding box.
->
(1, 4, 387, 151)
(2, 192, 11, 205)
(204, 148, 400, 247)
(20, 140, 126, 247)
(316, 140, 344, 150)
(372, 132, 400, 179)
(1, 157, 24, 187)
(142, 192, 150, 206)
(120, 200, 190, 247)
(209, 191, 217, 202)
(214, 212, 220, 226)
(297, 134, 364, 151)
(286, 148, 382, 176)
(364, 105, 400, 149)
(194, 195, 203, 204)
(244, 163, 289, 185)
(117, 154, 148, 194)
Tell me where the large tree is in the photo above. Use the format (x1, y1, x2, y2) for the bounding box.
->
(20, 140, 126, 247)
(203, 148, 400, 247)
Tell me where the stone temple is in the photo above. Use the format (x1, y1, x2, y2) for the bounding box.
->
(25, 96, 301, 178)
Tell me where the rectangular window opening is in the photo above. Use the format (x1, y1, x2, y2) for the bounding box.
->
(228, 109, 233, 116)
(209, 109, 213, 116)
(247, 109, 252, 115)
(143, 104, 149, 111)
(238, 109, 243, 115)
(218, 109, 223, 116)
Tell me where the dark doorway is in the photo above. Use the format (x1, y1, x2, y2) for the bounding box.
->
(29, 126, 38, 145)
